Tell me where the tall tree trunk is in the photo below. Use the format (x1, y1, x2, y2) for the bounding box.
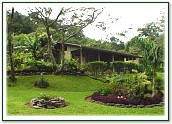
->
(152, 65, 155, 97)
(59, 31, 65, 72)
(46, 26, 57, 72)
(8, 7, 16, 82)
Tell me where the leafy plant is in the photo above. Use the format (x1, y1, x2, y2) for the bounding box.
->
(127, 62, 138, 73)
(85, 61, 107, 75)
(38, 93, 52, 101)
(34, 73, 49, 88)
(111, 61, 124, 74)
(62, 59, 80, 75)
(98, 84, 114, 96)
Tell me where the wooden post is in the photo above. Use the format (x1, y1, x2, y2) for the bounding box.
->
(112, 55, 114, 62)
(80, 47, 83, 65)
(112, 54, 115, 73)
(124, 58, 126, 62)
(98, 51, 100, 61)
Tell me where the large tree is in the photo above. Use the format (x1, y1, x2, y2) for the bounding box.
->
(27, 7, 102, 72)
(7, 7, 16, 82)
(27, 7, 64, 71)
(138, 9, 165, 41)
(7, 11, 36, 35)
(56, 7, 103, 71)
(110, 36, 125, 51)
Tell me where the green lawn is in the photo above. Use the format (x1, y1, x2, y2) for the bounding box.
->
(7, 75, 164, 115)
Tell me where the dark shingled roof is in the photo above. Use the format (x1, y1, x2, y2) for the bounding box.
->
(56, 42, 142, 58)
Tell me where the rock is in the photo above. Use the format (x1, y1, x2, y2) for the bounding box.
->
(115, 104, 122, 107)
(53, 102, 63, 108)
(37, 103, 44, 107)
(32, 106, 42, 109)
(154, 104, 162, 106)
(96, 101, 103, 104)
(160, 102, 164, 105)
(46, 105, 55, 109)
(30, 97, 67, 109)
(125, 105, 132, 108)
(31, 98, 38, 102)
(145, 105, 154, 108)
(137, 105, 144, 108)
(120, 104, 126, 108)
(106, 103, 115, 106)
(132, 105, 137, 108)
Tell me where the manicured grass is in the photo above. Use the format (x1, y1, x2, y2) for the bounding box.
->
(7, 75, 164, 115)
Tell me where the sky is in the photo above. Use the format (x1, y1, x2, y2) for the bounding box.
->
(4, 2, 167, 43)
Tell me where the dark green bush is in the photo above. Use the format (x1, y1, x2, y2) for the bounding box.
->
(155, 75, 164, 93)
(98, 84, 114, 96)
(110, 61, 124, 74)
(84, 61, 107, 75)
(63, 59, 80, 75)
(97, 72, 152, 100)
(23, 60, 53, 71)
(111, 61, 142, 74)
(137, 64, 145, 72)
(127, 62, 138, 73)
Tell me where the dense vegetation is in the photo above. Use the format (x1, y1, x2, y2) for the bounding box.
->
(6, 6, 166, 116)
(7, 75, 164, 115)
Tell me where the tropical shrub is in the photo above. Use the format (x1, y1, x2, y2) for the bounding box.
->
(110, 61, 125, 74)
(84, 61, 107, 75)
(62, 59, 80, 75)
(23, 59, 53, 71)
(98, 72, 152, 100)
(155, 75, 164, 93)
(98, 84, 115, 96)
(110, 61, 143, 74)
(127, 62, 138, 73)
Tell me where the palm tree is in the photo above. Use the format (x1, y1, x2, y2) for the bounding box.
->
(148, 43, 162, 96)
(126, 37, 163, 96)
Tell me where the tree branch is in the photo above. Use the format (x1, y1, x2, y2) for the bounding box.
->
(64, 10, 101, 42)
(35, 7, 47, 26)
(49, 8, 64, 26)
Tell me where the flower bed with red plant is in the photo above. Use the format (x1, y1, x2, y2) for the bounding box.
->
(89, 92, 164, 108)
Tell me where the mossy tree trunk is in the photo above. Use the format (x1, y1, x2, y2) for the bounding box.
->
(46, 25, 57, 72)
(8, 7, 16, 82)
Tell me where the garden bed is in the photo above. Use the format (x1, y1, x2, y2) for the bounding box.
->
(87, 92, 164, 108)
(26, 95, 68, 109)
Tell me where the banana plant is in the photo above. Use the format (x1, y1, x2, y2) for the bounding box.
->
(24, 33, 39, 60)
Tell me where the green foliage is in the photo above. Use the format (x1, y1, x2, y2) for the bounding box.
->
(99, 73, 152, 100)
(38, 93, 52, 101)
(110, 61, 124, 74)
(7, 75, 164, 115)
(62, 59, 80, 75)
(127, 62, 138, 73)
(111, 61, 141, 74)
(155, 74, 164, 93)
(98, 85, 114, 96)
(35, 73, 49, 88)
(23, 60, 53, 71)
(84, 61, 107, 75)
(7, 11, 37, 35)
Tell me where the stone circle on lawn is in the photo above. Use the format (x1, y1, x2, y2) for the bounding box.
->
(30, 97, 68, 109)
